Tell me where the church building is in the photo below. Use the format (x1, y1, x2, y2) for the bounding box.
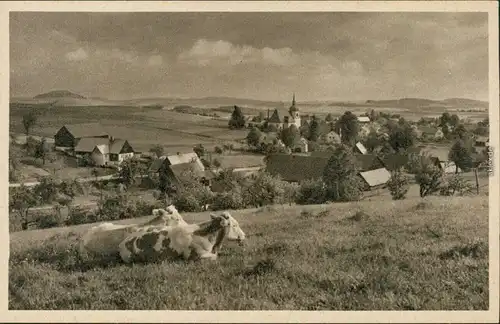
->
(267, 94, 302, 130)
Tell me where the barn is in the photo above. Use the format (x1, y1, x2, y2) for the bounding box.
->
(54, 122, 109, 148)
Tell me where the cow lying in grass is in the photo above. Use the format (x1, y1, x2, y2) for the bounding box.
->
(118, 211, 246, 263)
(79, 205, 186, 260)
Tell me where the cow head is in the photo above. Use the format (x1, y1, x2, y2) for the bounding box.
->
(211, 211, 246, 245)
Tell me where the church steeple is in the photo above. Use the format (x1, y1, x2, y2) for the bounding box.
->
(289, 93, 298, 113)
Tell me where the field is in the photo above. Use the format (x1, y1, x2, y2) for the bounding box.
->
(9, 195, 489, 310)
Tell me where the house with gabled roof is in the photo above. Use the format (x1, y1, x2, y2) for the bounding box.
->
(74, 136, 135, 167)
(358, 168, 391, 190)
(148, 152, 205, 174)
(55, 122, 109, 148)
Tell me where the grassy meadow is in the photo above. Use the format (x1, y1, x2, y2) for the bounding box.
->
(9, 195, 489, 310)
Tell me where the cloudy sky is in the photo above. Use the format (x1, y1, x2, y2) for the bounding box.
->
(10, 12, 488, 101)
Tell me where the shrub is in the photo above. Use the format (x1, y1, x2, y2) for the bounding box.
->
(414, 156, 444, 198)
(386, 169, 411, 200)
(173, 192, 201, 212)
(211, 186, 245, 211)
(35, 204, 66, 229)
(242, 172, 286, 208)
(295, 179, 328, 205)
(66, 206, 97, 226)
(439, 175, 474, 196)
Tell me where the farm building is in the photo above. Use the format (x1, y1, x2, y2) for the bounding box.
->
(54, 122, 109, 148)
(164, 161, 212, 187)
(357, 116, 371, 123)
(358, 168, 391, 190)
(475, 136, 489, 147)
(355, 142, 368, 154)
(74, 137, 135, 167)
(419, 126, 444, 140)
(148, 152, 205, 174)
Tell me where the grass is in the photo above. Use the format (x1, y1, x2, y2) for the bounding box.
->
(9, 195, 489, 310)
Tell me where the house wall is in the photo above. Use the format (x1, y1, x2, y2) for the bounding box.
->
(118, 152, 135, 163)
(54, 127, 76, 148)
(91, 150, 109, 166)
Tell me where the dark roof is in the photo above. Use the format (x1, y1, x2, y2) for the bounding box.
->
(354, 154, 384, 171)
(74, 137, 109, 153)
(148, 156, 167, 173)
(266, 154, 329, 182)
(63, 123, 108, 138)
(109, 139, 128, 154)
(381, 153, 410, 171)
(170, 162, 206, 181)
(268, 109, 281, 123)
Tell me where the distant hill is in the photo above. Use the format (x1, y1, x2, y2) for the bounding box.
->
(34, 90, 86, 100)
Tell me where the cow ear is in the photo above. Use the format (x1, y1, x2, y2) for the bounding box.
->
(152, 209, 159, 217)
(222, 212, 230, 219)
(210, 213, 217, 219)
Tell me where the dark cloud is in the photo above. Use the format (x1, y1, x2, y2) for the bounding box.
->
(10, 12, 489, 101)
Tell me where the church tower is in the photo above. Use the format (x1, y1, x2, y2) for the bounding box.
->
(288, 93, 301, 128)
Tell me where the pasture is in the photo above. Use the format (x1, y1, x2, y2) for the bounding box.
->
(9, 195, 488, 310)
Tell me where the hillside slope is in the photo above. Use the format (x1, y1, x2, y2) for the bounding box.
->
(9, 195, 488, 310)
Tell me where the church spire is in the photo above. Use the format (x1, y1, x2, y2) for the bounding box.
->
(292, 92, 296, 106)
(289, 92, 298, 113)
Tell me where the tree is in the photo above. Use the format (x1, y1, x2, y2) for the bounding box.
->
(322, 144, 364, 202)
(363, 129, 382, 153)
(280, 124, 301, 148)
(149, 144, 164, 158)
(337, 111, 360, 146)
(91, 168, 104, 202)
(325, 113, 334, 122)
(34, 137, 50, 165)
(9, 185, 39, 230)
(413, 155, 444, 197)
(308, 116, 321, 142)
(449, 114, 460, 128)
(451, 124, 469, 141)
(441, 124, 450, 139)
(369, 109, 377, 122)
(439, 112, 451, 127)
(214, 146, 223, 155)
(386, 169, 411, 200)
(448, 140, 474, 173)
(119, 157, 144, 187)
(299, 121, 310, 139)
(242, 172, 286, 208)
(33, 176, 60, 205)
(228, 105, 246, 129)
(193, 144, 206, 158)
(246, 127, 262, 148)
(22, 109, 38, 137)
(212, 158, 222, 168)
(388, 124, 417, 152)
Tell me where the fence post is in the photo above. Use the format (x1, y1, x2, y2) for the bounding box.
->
(474, 167, 479, 194)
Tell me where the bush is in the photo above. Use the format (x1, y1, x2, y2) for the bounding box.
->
(414, 157, 444, 198)
(173, 192, 202, 212)
(66, 206, 97, 226)
(439, 175, 474, 196)
(386, 169, 411, 200)
(242, 172, 287, 208)
(211, 187, 245, 211)
(35, 205, 66, 229)
(295, 179, 328, 205)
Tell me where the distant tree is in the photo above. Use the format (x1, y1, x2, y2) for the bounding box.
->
(119, 158, 144, 187)
(258, 111, 265, 122)
(337, 111, 360, 146)
(451, 124, 469, 141)
(34, 137, 50, 165)
(386, 169, 411, 200)
(439, 112, 451, 127)
(222, 143, 234, 153)
(9, 185, 39, 230)
(322, 144, 364, 202)
(22, 109, 38, 137)
(325, 113, 334, 122)
(193, 144, 206, 158)
(33, 176, 59, 205)
(246, 127, 262, 148)
(267, 123, 279, 133)
(212, 158, 222, 168)
(364, 129, 382, 153)
(242, 172, 286, 208)
(308, 116, 321, 142)
(474, 119, 489, 136)
(448, 140, 474, 173)
(280, 124, 301, 148)
(214, 146, 223, 155)
(441, 124, 450, 139)
(369, 109, 377, 122)
(228, 105, 246, 129)
(388, 124, 416, 152)
(149, 144, 164, 158)
(299, 121, 310, 139)
(449, 114, 460, 128)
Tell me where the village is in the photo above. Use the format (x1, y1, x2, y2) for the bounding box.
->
(8, 93, 490, 231)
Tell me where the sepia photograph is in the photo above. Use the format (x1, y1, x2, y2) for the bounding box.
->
(3, 1, 499, 322)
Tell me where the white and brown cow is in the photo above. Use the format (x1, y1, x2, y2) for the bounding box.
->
(78, 205, 186, 260)
(118, 211, 246, 264)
